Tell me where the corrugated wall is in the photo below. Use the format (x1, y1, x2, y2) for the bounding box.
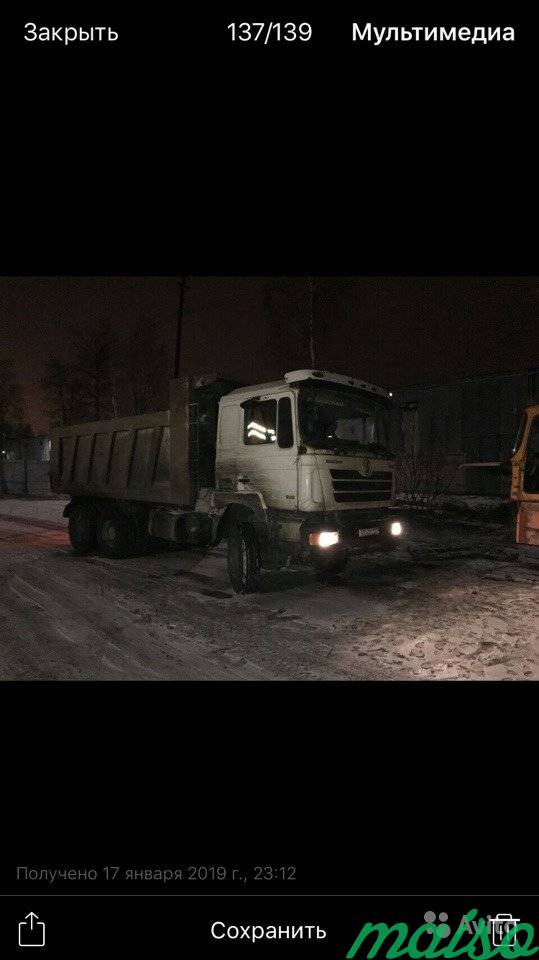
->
(389, 370, 538, 495)
(0, 462, 52, 496)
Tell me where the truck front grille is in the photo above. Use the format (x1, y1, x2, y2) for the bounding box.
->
(330, 469, 393, 503)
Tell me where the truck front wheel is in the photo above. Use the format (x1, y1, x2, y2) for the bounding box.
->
(68, 505, 96, 555)
(96, 509, 135, 559)
(227, 522, 261, 593)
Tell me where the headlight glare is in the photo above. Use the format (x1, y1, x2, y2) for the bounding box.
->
(309, 531, 340, 548)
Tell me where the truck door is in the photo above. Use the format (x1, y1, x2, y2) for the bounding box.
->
(239, 393, 298, 510)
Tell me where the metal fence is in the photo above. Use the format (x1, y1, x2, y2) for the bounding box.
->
(0, 461, 52, 496)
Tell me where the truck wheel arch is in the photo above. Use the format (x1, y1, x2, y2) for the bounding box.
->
(215, 504, 260, 545)
(63, 497, 101, 520)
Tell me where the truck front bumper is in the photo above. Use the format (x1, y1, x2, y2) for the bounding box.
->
(300, 509, 404, 559)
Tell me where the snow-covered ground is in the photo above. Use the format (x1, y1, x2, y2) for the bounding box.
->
(0, 509, 536, 681)
(0, 496, 68, 526)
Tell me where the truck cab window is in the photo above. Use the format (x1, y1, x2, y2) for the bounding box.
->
(243, 400, 277, 444)
(277, 397, 294, 448)
(298, 386, 391, 454)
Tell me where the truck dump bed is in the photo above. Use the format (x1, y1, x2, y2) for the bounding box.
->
(51, 379, 195, 505)
(50, 408, 178, 504)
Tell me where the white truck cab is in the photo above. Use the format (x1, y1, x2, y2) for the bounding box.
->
(198, 370, 404, 590)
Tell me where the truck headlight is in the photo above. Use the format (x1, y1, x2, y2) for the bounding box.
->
(309, 531, 340, 548)
(390, 521, 403, 537)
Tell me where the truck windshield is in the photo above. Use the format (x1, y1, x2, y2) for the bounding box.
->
(298, 386, 391, 454)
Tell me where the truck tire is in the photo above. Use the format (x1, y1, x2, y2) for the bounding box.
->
(314, 554, 349, 581)
(68, 505, 96, 555)
(227, 522, 261, 593)
(96, 509, 135, 559)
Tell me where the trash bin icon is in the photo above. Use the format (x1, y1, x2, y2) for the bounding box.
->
(491, 914, 520, 947)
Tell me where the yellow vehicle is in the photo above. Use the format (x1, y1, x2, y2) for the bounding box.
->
(511, 404, 539, 547)
(461, 403, 538, 551)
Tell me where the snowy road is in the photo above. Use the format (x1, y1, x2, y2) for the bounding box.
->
(0, 516, 537, 680)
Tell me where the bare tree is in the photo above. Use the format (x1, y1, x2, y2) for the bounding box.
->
(42, 322, 120, 425)
(73, 322, 118, 420)
(42, 316, 168, 425)
(120, 317, 167, 414)
(396, 452, 459, 510)
(42, 357, 84, 426)
(0, 360, 24, 425)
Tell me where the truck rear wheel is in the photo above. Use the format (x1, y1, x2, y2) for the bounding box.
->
(68, 505, 96, 555)
(227, 522, 261, 593)
(314, 554, 349, 581)
(96, 509, 135, 559)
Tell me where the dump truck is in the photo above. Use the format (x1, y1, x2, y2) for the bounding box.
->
(51, 369, 404, 592)
(461, 402, 539, 550)
(511, 403, 539, 547)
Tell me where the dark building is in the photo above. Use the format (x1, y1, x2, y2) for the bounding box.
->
(0, 435, 52, 496)
(2, 435, 51, 463)
(389, 369, 539, 495)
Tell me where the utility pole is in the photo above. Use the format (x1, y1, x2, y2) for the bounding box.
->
(174, 276, 189, 378)
(307, 276, 316, 367)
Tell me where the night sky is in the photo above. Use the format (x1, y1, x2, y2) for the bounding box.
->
(1, 276, 537, 433)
